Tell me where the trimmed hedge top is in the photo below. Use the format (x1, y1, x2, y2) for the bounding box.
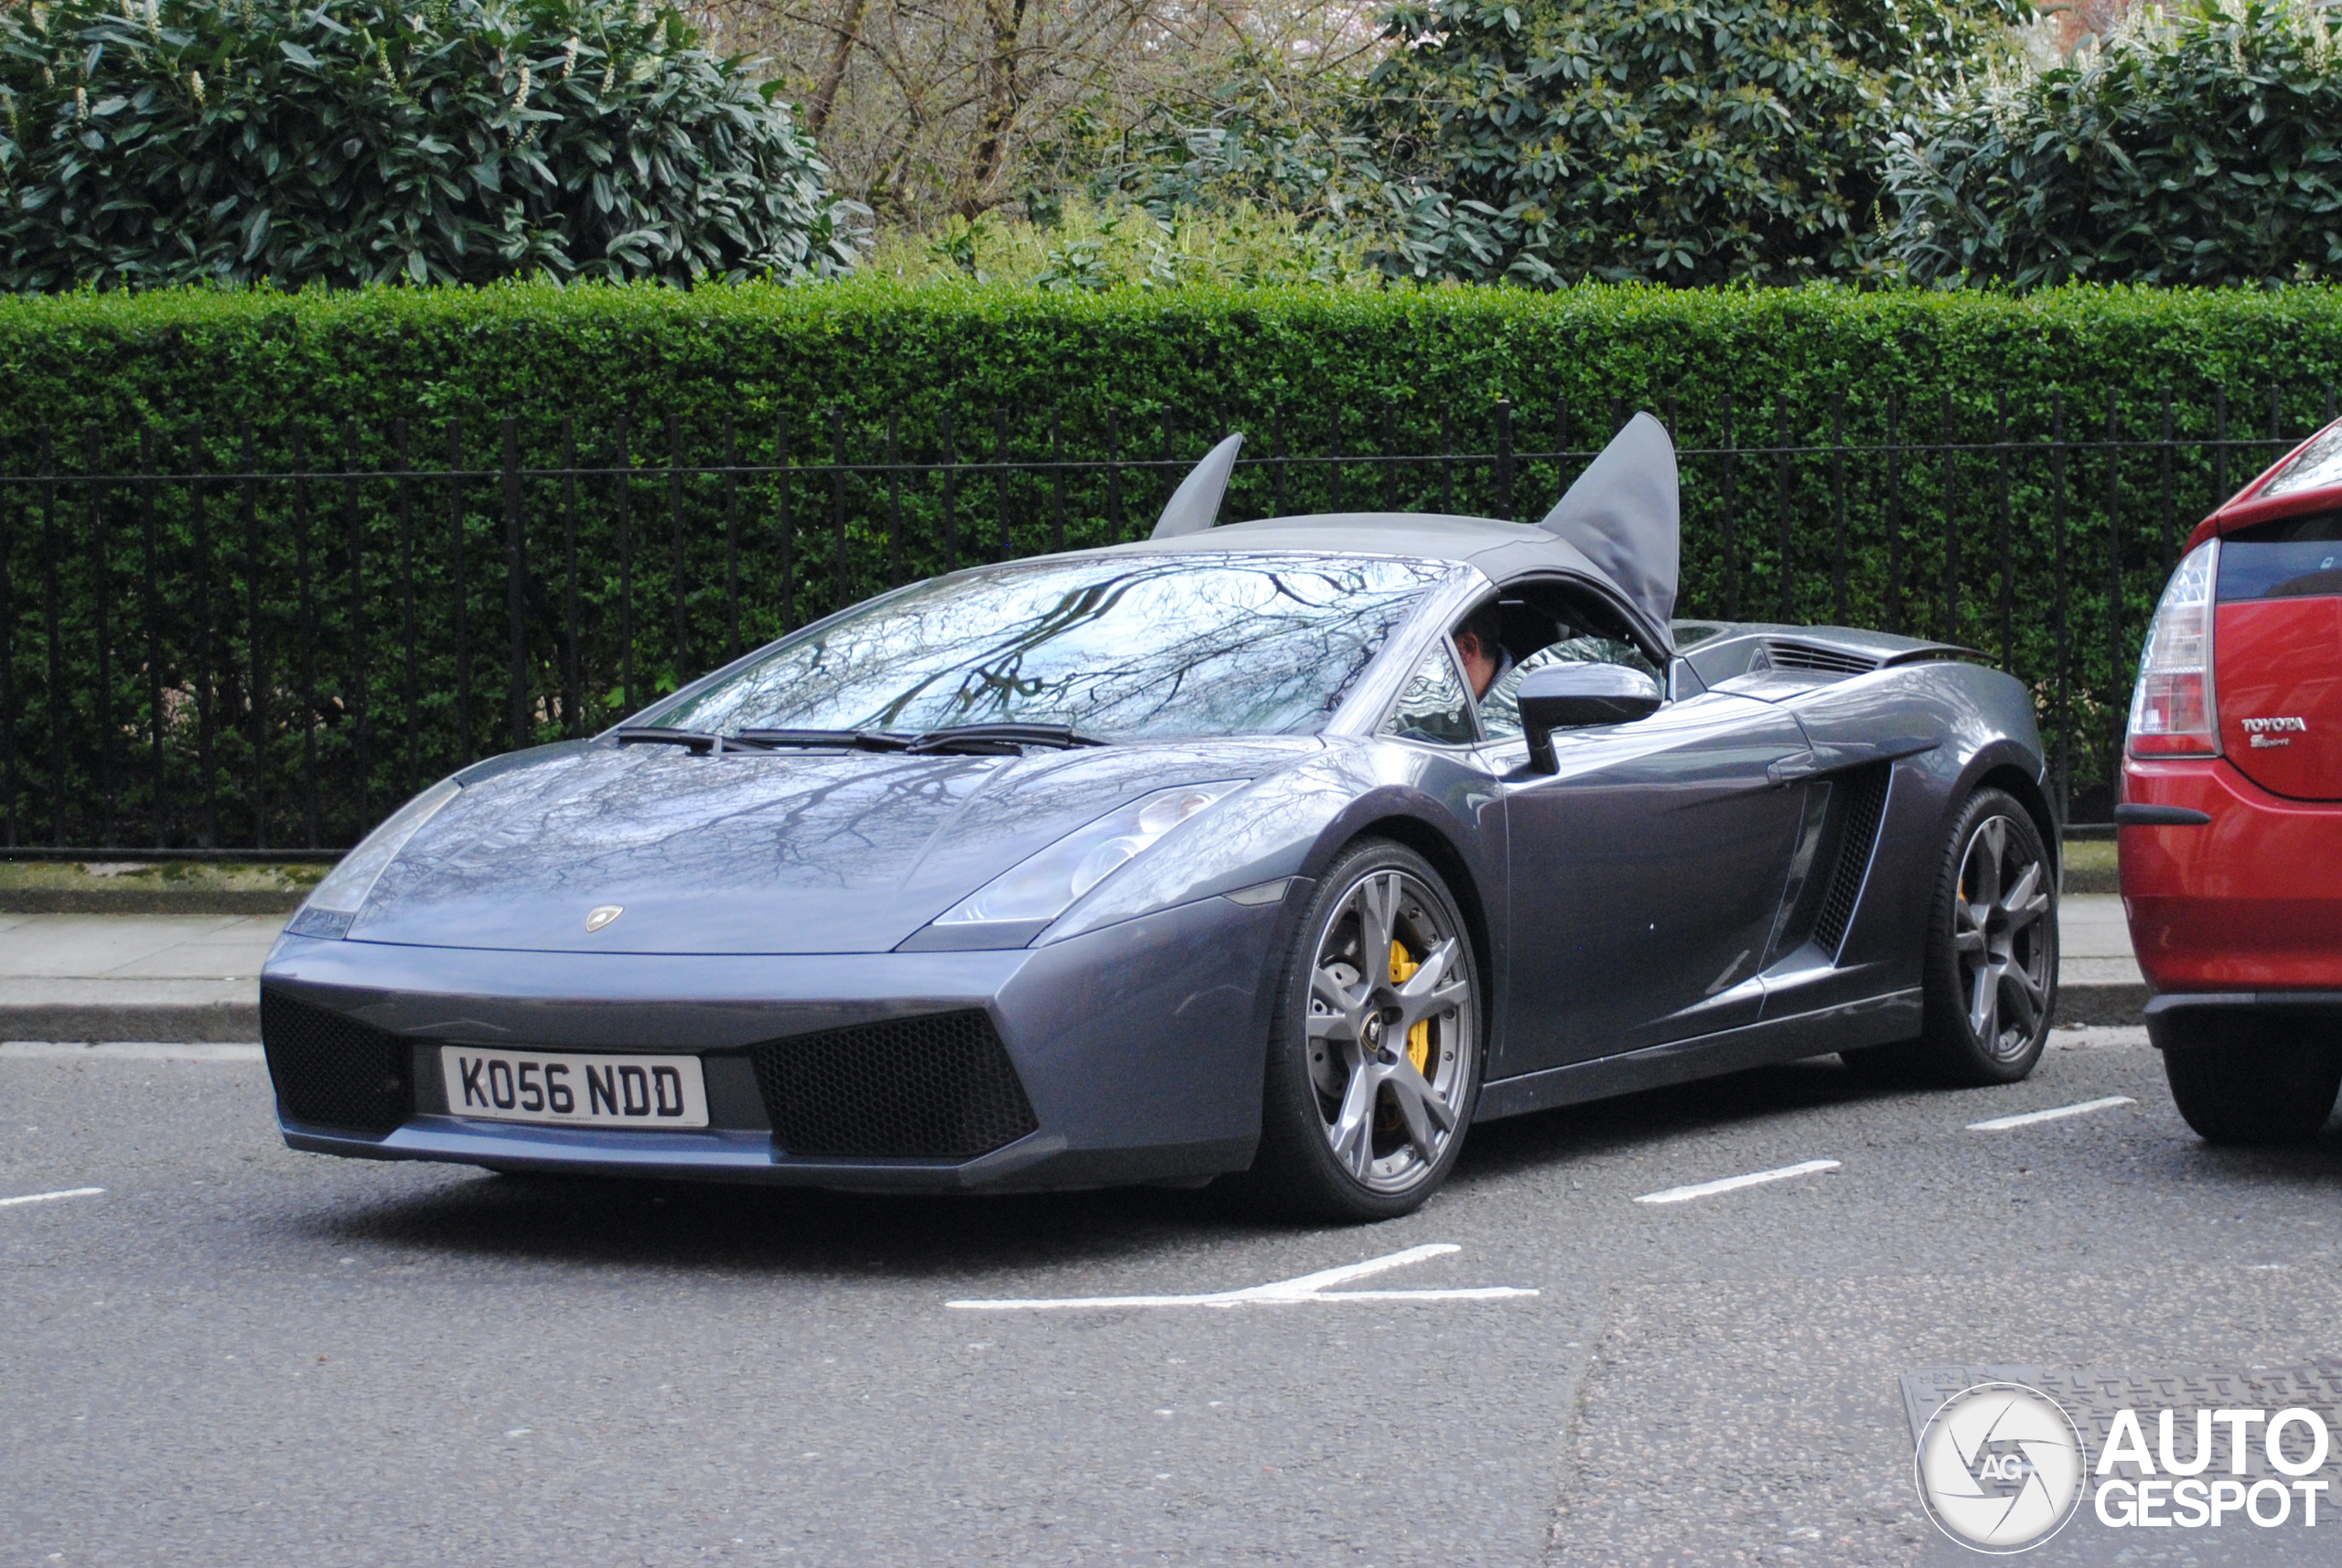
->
(4, 280, 2342, 435)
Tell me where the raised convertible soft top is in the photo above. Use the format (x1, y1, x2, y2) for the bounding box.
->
(1133, 413, 1683, 655)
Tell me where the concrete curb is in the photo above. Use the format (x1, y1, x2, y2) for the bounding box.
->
(0, 889, 305, 916)
(2052, 983, 2147, 1028)
(0, 1001, 261, 1043)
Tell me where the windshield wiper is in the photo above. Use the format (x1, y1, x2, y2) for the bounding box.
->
(701, 724, 1103, 757)
(734, 728, 912, 753)
(615, 726, 775, 755)
(903, 723, 1107, 755)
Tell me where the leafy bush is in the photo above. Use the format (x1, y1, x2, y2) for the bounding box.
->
(0, 0, 857, 289)
(1359, 0, 2021, 285)
(1093, 50, 1396, 232)
(1885, 0, 2342, 288)
(863, 196, 1383, 289)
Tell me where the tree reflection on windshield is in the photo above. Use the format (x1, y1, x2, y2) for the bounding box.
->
(648, 553, 1452, 740)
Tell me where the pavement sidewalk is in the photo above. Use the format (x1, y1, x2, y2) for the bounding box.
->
(0, 912, 285, 1042)
(0, 897, 2147, 1043)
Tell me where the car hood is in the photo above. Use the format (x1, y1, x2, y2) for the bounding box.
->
(344, 739, 1313, 954)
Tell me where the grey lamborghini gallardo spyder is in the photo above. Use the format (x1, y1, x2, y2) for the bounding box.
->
(261, 414, 2058, 1220)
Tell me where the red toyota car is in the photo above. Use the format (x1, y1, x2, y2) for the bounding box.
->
(2122, 416, 2342, 1142)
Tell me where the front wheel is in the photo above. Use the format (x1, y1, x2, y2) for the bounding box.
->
(1232, 841, 1483, 1223)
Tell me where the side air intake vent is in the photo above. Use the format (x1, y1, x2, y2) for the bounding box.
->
(261, 989, 414, 1134)
(1767, 639, 1880, 675)
(749, 1011, 1038, 1160)
(1813, 767, 1891, 955)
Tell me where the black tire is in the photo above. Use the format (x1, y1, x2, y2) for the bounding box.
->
(2157, 1011, 2342, 1144)
(1845, 788, 2057, 1087)
(1229, 840, 1483, 1223)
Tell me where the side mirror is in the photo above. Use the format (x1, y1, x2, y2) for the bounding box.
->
(1518, 663, 1663, 771)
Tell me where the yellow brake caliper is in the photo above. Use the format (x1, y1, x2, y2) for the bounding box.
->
(1387, 940, 1432, 1074)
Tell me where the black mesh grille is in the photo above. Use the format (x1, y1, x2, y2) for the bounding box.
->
(1767, 639, 1879, 675)
(1813, 767, 1891, 955)
(748, 1011, 1038, 1159)
(261, 989, 414, 1134)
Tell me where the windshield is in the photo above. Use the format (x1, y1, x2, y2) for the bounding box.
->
(642, 553, 1453, 741)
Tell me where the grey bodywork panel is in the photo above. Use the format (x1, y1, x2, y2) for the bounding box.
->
(263, 497, 2050, 1191)
(353, 736, 1320, 956)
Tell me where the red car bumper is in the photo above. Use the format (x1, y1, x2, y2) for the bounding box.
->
(2120, 757, 2342, 993)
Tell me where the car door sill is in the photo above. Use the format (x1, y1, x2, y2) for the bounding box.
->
(1473, 987, 1924, 1122)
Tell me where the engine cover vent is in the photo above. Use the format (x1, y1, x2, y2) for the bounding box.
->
(1767, 639, 1880, 675)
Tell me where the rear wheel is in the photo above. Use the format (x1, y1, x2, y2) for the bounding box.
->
(2158, 1012, 2342, 1144)
(1844, 788, 2056, 1086)
(1232, 841, 1482, 1222)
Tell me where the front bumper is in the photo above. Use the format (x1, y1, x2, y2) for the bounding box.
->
(2120, 757, 2342, 992)
(262, 892, 1291, 1192)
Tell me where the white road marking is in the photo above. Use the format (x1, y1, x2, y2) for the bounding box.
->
(1966, 1095, 2135, 1132)
(0, 1186, 105, 1208)
(946, 1242, 1537, 1312)
(0, 1042, 263, 1061)
(1634, 1158, 1840, 1206)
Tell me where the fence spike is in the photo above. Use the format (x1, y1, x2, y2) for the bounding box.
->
(344, 417, 368, 828)
(505, 417, 529, 754)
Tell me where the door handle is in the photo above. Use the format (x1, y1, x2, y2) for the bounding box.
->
(1767, 756, 1818, 787)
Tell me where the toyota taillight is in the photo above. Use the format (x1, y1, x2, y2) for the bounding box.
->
(2127, 539, 2221, 757)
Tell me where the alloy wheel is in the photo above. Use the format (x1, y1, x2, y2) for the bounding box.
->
(1303, 868, 1477, 1194)
(1952, 814, 2053, 1061)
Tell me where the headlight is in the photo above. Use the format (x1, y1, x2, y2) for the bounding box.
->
(286, 778, 462, 938)
(933, 782, 1245, 929)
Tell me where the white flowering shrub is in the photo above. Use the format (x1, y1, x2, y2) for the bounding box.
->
(0, 0, 857, 288)
(1885, 0, 2342, 286)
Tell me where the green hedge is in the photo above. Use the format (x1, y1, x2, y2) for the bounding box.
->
(4, 279, 2341, 846)
(6, 276, 2337, 413)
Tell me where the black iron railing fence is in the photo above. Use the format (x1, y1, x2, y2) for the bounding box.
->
(0, 386, 2334, 854)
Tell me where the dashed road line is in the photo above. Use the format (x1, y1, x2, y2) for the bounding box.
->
(947, 1242, 1537, 1311)
(0, 1186, 105, 1209)
(1967, 1096, 2135, 1133)
(1634, 1158, 1840, 1206)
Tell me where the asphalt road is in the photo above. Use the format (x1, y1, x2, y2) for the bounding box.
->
(6, 1030, 2342, 1567)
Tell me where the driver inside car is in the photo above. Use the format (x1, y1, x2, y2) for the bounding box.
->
(1451, 603, 1512, 700)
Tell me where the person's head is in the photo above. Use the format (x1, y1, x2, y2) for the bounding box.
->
(1453, 602, 1504, 698)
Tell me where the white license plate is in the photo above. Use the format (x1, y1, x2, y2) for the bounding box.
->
(441, 1047, 709, 1129)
